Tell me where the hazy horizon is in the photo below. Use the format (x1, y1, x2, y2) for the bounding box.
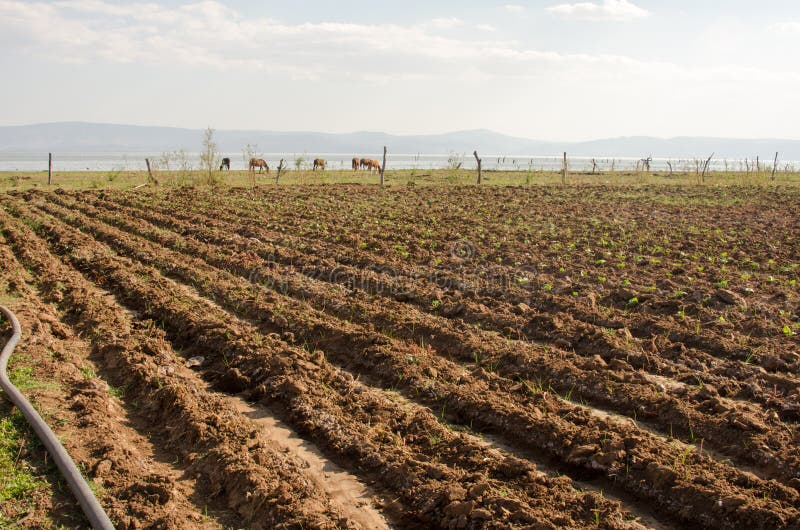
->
(3, 122, 800, 163)
(2, 120, 799, 144)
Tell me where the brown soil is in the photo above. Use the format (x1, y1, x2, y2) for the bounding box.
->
(0, 232, 237, 529)
(1, 184, 799, 529)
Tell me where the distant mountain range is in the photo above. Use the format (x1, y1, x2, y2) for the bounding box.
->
(1, 122, 798, 160)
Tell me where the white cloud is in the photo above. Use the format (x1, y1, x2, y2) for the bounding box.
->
(503, 4, 525, 13)
(771, 21, 800, 32)
(0, 0, 578, 76)
(426, 17, 464, 30)
(0, 0, 794, 89)
(476, 24, 497, 32)
(547, 0, 648, 22)
(3, 0, 800, 140)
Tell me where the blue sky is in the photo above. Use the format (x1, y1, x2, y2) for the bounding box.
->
(1, 0, 799, 140)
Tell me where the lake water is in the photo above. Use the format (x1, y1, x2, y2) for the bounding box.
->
(0, 152, 791, 173)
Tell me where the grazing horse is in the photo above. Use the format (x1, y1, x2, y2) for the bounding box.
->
(313, 158, 327, 171)
(364, 159, 381, 172)
(219, 157, 231, 171)
(249, 158, 269, 173)
(352, 157, 361, 171)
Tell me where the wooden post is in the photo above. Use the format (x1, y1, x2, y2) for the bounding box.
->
(771, 152, 779, 181)
(48, 153, 52, 185)
(145, 158, 160, 186)
(474, 151, 482, 184)
(380, 146, 387, 186)
(562, 152, 568, 184)
(701, 152, 714, 183)
(276, 159, 285, 184)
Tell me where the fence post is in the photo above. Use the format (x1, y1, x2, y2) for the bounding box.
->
(562, 152, 568, 184)
(145, 158, 160, 186)
(380, 146, 387, 186)
(474, 151, 482, 184)
(276, 159, 285, 184)
(48, 153, 52, 185)
(771, 152, 779, 181)
(701, 153, 714, 183)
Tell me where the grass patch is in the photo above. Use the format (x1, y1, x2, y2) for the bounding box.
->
(0, 409, 45, 504)
(0, 353, 68, 526)
(8, 365, 38, 393)
(2, 168, 800, 192)
(0, 282, 19, 307)
(7, 362, 58, 394)
(0, 292, 18, 307)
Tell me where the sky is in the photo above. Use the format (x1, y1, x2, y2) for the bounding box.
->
(1, 0, 799, 140)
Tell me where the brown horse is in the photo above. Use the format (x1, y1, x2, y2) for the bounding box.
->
(352, 157, 361, 171)
(313, 158, 327, 171)
(249, 158, 269, 173)
(364, 159, 381, 172)
(219, 157, 231, 171)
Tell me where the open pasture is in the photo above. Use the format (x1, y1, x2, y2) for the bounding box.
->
(2, 167, 800, 192)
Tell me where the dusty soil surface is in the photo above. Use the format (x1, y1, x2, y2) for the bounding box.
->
(0, 232, 240, 529)
(1, 184, 799, 529)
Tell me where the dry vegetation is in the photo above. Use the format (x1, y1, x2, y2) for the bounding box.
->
(2, 166, 800, 192)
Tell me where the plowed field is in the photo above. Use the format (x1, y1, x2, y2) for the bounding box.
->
(1, 184, 799, 529)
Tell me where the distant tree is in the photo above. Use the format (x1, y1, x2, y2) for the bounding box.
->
(242, 143, 258, 169)
(447, 151, 464, 170)
(200, 127, 220, 185)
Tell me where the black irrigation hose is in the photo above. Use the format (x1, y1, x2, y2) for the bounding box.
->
(0, 305, 115, 530)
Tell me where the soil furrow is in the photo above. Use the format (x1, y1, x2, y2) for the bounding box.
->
(21, 191, 800, 524)
(0, 236, 232, 529)
(3, 197, 644, 529)
(0, 208, 362, 530)
(102, 188, 799, 383)
(57, 192, 800, 490)
(95, 191, 800, 423)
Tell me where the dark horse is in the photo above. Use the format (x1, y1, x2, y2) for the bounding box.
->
(219, 157, 231, 171)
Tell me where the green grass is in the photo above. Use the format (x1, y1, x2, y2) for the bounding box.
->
(0, 276, 19, 307)
(0, 409, 45, 505)
(8, 365, 37, 393)
(0, 301, 56, 517)
(0, 341, 72, 526)
(0, 291, 18, 308)
(2, 168, 800, 192)
(79, 365, 96, 381)
(0, 360, 49, 514)
(7, 358, 59, 395)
